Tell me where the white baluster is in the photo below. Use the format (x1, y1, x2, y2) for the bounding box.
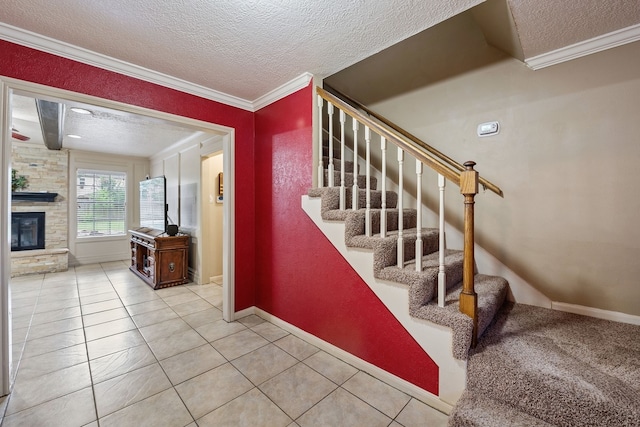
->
(327, 103, 335, 187)
(380, 136, 387, 238)
(365, 126, 371, 236)
(415, 160, 423, 271)
(352, 119, 359, 210)
(317, 94, 324, 187)
(397, 147, 404, 267)
(438, 173, 447, 307)
(339, 109, 346, 210)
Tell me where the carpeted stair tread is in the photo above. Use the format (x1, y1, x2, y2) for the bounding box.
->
(348, 226, 435, 251)
(344, 209, 418, 248)
(378, 249, 464, 308)
(371, 229, 442, 274)
(410, 274, 509, 360)
(448, 390, 553, 427)
(308, 187, 398, 221)
(453, 303, 640, 426)
(323, 170, 377, 190)
(373, 237, 456, 274)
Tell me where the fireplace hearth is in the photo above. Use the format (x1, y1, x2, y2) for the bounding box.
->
(11, 212, 45, 251)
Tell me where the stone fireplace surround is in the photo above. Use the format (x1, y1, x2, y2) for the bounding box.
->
(11, 143, 69, 277)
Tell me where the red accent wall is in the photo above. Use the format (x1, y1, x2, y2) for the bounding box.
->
(0, 40, 256, 310)
(1, 40, 438, 394)
(254, 83, 439, 394)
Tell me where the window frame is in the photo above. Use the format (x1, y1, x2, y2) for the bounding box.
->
(75, 168, 127, 239)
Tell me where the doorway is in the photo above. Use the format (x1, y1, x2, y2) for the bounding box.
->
(0, 77, 236, 396)
(200, 152, 224, 286)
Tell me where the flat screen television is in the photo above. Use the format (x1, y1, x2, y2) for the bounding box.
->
(139, 176, 167, 233)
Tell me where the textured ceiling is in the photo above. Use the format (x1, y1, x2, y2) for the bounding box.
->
(0, 0, 484, 101)
(5, 0, 639, 157)
(508, 0, 640, 58)
(11, 94, 204, 157)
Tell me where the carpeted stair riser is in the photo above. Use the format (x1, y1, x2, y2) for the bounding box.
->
(323, 170, 377, 190)
(344, 209, 418, 248)
(371, 230, 441, 274)
(450, 303, 640, 427)
(322, 144, 338, 158)
(411, 274, 508, 360)
(380, 249, 465, 310)
(322, 156, 355, 173)
(308, 187, 398, 221)
(449, 391, 553, 426)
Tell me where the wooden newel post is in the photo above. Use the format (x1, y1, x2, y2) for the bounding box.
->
(459, 161, 479, 347)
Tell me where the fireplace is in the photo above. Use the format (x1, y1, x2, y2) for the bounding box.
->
(11, 212, 45, 251)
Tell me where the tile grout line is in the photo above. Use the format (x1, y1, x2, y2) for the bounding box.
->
(2, 273, 46, 422)
(6, 265, 436, 426)
(98, 262, 167, 425)
(81, 263, 103, 427)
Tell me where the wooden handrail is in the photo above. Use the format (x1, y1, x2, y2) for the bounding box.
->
(318, 87, 463, 186)
(321, 85, 504, 198)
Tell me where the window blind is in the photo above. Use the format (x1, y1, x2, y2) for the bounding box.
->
(77, 169, 126, 237)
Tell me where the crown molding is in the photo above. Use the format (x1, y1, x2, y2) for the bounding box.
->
(0, 23, 255, 111)
(252, 72, 313, 111)
(526, 23, 640, 70)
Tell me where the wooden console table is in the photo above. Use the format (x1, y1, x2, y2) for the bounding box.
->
(129, 228, 189, 289)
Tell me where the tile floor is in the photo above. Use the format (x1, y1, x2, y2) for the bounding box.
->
(1, 261, 449, 426)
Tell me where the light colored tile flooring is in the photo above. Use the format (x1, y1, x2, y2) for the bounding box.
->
(1, 261, 448, 426)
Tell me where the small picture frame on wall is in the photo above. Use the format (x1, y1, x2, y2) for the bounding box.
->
(218, 172, 223, 196)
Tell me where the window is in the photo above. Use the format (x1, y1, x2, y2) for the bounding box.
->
(77, 169, 126, 237)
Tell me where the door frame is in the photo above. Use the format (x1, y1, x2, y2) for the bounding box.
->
(0, 76, 236, 395)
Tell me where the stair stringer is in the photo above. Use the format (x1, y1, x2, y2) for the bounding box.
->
(302, 195, 467, 407)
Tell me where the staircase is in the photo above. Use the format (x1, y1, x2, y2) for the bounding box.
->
(303, 86, 510, 405)
(303, 86, 640, 426)
(306, 183, 508, 361)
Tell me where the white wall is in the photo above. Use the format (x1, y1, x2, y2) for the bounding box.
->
(150, 132, 224, 284)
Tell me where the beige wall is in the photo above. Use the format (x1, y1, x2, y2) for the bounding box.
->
(201, 153, 224, 280)
(328, 40, 640, 316)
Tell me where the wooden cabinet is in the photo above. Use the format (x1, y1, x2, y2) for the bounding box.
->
(129, 228, 189, 289)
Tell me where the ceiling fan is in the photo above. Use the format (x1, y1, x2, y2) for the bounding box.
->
(11, 127, 30, 141)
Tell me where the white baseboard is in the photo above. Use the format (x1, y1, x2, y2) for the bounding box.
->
(233, 306, 255, 321)
(552, 302, 640, 326)
(71, 252, 129, 266)
(250, 307, 452, 415)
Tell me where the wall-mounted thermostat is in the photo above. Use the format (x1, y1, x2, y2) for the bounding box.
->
(477, 121, 499, 137)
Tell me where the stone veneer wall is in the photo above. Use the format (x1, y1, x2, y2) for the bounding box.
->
(11, 142, 69, 277)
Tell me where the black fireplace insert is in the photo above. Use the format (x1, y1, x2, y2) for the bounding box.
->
(11, 212, 45, 251)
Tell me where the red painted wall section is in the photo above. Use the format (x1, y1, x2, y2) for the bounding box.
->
(254, 83, 439, 394)
(2, 40, 439, 394)
(0, 40, 256, 310)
